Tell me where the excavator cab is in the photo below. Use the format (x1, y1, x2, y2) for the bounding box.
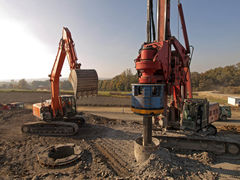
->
(61, 95, 77, 116)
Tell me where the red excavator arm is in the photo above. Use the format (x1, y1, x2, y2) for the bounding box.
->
(49, 27, 81, 118)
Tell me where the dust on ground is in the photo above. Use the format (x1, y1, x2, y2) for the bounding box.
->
(0, 109, 240, 179)
(0, 91, 240, 179)
(217, 125, 240, 135)
(0, 91, 130, 107)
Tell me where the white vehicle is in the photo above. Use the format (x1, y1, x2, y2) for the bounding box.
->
(228, 97, 240, 106)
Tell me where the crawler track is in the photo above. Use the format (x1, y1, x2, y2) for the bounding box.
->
(21, 121, 79, 136)
(156, 131, 240, 159)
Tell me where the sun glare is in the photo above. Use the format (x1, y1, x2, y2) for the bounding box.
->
(0, 19, 54, 80)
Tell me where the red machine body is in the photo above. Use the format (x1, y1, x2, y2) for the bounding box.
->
(135, 1, 192, 111)
(132, 0, 240, 158)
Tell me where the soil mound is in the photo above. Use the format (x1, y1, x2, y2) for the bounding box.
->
(134, 148, 218, 180)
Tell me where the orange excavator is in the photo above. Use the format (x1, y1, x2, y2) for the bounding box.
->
(22, 27, 98, 136)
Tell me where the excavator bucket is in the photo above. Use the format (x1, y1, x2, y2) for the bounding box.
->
(69, 69, 98, 98)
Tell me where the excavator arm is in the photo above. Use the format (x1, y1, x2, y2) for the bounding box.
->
(62, 28, 81, 69)
(50, 27, 98, 118)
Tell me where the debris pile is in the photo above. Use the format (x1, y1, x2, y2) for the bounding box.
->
(134, 148, 218, 180)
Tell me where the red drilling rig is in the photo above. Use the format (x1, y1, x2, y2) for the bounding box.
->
(132, 0, 240, 160)
(132, 0, 193, 145)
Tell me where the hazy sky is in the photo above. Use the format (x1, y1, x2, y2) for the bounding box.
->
(0, 0, 239, 80)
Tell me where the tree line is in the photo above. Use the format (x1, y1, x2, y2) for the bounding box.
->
(191, 63, 240, 93)
(98, 69, 138, 91)
(99, 64, 240, 93)
(0, 79, 72, 91)
(1, 63, 240, 93)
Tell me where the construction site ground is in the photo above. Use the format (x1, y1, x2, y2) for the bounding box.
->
(0, 91, 240, 179)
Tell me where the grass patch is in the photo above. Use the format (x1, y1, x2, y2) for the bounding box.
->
(0, 89, 131, 98)
(0, 89, 74, 94)
(0, 89, 41, 93)
(193, 94, 227, 105)
(192, 92, 199, 96)
(98, 91, 131, 98)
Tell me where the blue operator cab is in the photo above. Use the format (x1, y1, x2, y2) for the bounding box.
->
(131, 84, 165, 115)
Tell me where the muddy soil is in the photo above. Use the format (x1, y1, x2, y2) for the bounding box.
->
(0, 109, 239, 179)
(0, 92, 130, 107)
(0, 91, 240, 179)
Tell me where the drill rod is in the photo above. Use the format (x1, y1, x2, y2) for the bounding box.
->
(143, 116, 152, 146)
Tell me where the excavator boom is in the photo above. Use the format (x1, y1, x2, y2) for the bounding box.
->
(50, 27, 98, 118)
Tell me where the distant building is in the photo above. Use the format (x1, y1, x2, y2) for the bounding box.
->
(228, 97, 240, 106)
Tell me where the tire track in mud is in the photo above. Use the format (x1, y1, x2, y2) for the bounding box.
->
(90, 138, 133, 177)
(102, 138, 136, 167)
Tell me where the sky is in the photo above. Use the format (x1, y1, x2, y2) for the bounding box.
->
(0, 0, 239, 80)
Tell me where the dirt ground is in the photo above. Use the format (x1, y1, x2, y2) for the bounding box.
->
(0, 91, 130, 107)
(0, 92, 240, 179)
